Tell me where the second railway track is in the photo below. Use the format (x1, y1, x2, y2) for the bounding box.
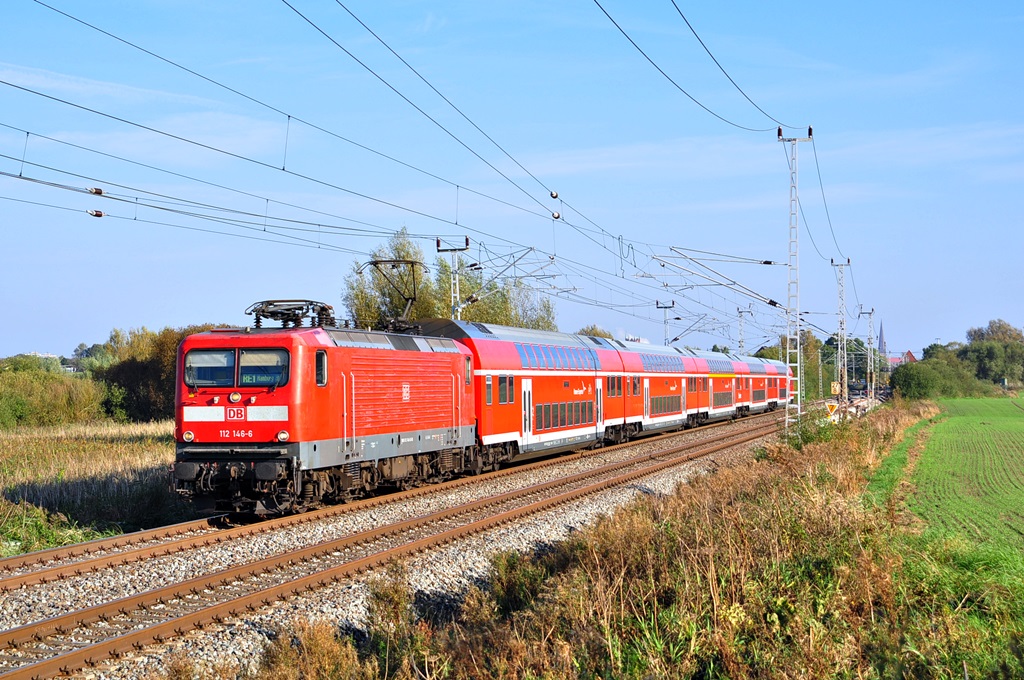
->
(0, 415, 780, 679)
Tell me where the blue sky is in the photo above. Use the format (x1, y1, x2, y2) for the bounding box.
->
(2, 0, 1022, 360)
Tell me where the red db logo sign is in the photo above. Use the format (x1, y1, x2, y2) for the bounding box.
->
(227, 406, 245, 421)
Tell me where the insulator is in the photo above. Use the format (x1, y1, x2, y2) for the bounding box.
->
(550, 190, 558, 199)
(552, 211, 560, 220)
(87, 187, 103, 195)
(87, 210, 104, 218)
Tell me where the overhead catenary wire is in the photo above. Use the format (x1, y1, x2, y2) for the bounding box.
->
(2, 109, 788, 342)
(667, 0, 801, 130)
(811, 136, 847, 260)
(28, 0, 678, 275)
(4, 2, 831, 348)
(0, 127, 782, 336)
(0, 192, 364, 254)
(279, 0, 553, 215)
(27, 0, 549, 223)
(592, 0, 775, 133)
(330, 0, 555, 199)
(16, 3, 801, 301)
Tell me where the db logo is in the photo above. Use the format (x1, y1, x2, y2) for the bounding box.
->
(227, 406, 246, 421)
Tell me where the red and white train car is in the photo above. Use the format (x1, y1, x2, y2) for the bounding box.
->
(420, 320, 791, 460)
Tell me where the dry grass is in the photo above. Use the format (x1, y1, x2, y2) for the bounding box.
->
(1, 420, 193, 548)
(239, 400, 1023, 679)
(150, 401, 1024, 678)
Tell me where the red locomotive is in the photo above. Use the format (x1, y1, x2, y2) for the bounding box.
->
(171, 300, 791, 513)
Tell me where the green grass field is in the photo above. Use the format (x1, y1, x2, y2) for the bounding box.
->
(909, 398, 1024, 548)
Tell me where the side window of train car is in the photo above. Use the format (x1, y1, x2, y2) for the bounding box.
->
(486, 375, 493, 405)
(315, 350, 327, 387)
(465, 357, 472, 385)
(499, 376, 507, 404)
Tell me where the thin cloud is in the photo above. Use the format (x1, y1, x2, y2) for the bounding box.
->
(42, 112, 289, 170)
(0, 62, 219, 108)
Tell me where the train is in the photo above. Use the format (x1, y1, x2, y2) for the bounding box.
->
(170, 300, 793, 514)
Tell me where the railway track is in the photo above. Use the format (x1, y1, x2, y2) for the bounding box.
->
(0, 415, 779, 679)
(0, 413, 775, 592)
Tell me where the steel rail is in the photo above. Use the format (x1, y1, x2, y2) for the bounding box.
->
(0, 422, 777, 679)
(0, 517, 226, 575)
(1, 414, 777, 592)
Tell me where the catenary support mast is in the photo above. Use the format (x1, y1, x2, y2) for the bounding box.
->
(779, 127, 812, 430)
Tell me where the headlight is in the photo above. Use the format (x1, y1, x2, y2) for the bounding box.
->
(183, 430, 195, 442)
(277, 430, 290, 442)
(229, 392, 242, 403)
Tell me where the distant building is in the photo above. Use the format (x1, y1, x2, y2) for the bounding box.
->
(888, 350, 917, 368)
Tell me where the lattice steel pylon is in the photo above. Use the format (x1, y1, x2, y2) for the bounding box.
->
(832, 258, 850, 409)
(859, 306, 875, 401)
(737, 305, 752, 354)
(779, 127, 812, 430)
(437, 237, 470, 320)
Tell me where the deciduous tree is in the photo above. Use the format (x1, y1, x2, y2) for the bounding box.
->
(576, 324, 613, 338)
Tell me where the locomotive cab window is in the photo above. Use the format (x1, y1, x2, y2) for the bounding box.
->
(184, 349, 235, 387)
(239, 349, 289, 387)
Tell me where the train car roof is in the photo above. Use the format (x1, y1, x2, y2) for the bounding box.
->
(415, 319, 791, 374)
(417, 319, 594, 348)
(193, 325, 465, 354)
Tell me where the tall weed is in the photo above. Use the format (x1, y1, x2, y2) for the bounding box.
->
(0, 420, 193, 549)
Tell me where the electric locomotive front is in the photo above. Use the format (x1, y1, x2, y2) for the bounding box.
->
(171, 300, 479, 515)
(171, 325, 319, 513)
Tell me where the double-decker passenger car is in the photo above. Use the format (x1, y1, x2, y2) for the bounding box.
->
(171, 301, 792, 514)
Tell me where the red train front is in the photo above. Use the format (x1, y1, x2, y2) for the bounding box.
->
(171, 301, 477, 513)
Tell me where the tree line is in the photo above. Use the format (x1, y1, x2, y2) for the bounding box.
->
(0, 325, 216, 429)
(889, 319, 1024, 398)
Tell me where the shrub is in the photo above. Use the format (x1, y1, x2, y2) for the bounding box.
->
(0, 370, 105, 430)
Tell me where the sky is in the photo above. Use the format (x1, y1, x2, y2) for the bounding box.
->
(2, 0, 1022, 361)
